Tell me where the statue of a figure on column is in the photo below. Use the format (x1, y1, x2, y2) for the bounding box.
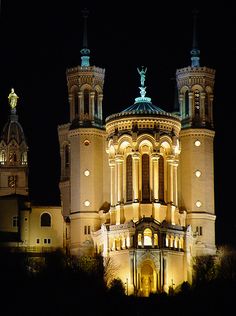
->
(8, 88, 19, 110)
(137, 66, 147, 87)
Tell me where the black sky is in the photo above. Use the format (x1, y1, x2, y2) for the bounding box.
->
(0, 1, 235, 247)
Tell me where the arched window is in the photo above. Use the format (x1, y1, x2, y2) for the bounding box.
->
(143, 228, 152, 246)
(184, 90, 189, 117)
(126, 155, 132, 202)
(84, 89, 90, 116)
(142, 154, 150, 201)
(41, 213, 51, 227)
(73, 90, 78, 116)
(159, 155, 164, 201)
(21, 152, 27, 165)
(65, 144, 69, 168)
(0, 150, 5, 165)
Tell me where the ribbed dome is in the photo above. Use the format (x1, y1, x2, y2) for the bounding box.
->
(106, 97, 179, 123)
(1, 114, 26, 145)
(122, 98, 166, 114)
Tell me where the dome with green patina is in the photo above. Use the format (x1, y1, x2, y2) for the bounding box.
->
(105, 94, 179, 124)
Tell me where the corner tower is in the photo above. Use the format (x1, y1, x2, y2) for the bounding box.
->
(58, 9, 109, 256)
(176, 11, 216, 255)
(0, 89, 29, 196)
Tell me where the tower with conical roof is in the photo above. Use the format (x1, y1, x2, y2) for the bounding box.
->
(58, 9, 109, 256)
(176, 10, 216, 256)
(0, 89, 29, 196)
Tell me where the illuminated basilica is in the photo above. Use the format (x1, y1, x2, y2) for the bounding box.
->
(0, 13, 216, 296)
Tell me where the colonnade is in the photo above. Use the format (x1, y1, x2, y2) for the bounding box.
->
(109, 152, 179, 208)
(69, 90, 103, 122)
(179, 90, 213, 124)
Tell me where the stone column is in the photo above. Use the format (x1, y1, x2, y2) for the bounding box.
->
(109, 159, 116, 206)
(78, 91, 83, 122)
(179, 93, 184, 117)
(172, 161, 178, 207)
(200, 92, 206, 124)
(188, 92, 194, 119)
(109, 159, 116, 224)
(116, 155, 124, 204)
(151, 154, 159, 202)
(166, 156, 175, 224)
(98, 93, 103, 121)
(132, 152, 140, 202)
(209, 94, 214, 123)
(167, 157, 174, 204)
(69, 94, 73, 121)
(90, 91, 95, 121)
(163, 256, 168, 292)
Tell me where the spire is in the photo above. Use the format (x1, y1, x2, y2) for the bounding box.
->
(190, 9, 200, 67)
(80, 8, 90, 67)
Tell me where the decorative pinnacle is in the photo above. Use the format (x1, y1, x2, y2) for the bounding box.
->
(135, 66, 151, 103)
(137, 66, 147, 87)
(80, 8, 90, 67)
(8, 88, 19, 113)
(190, 9, 200, 67)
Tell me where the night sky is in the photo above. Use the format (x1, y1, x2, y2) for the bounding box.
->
(0, 1, 235, 246)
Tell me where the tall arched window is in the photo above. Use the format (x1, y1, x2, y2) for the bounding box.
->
(65, 144, 69, 168)
(126, 155, 132, 202)
(73, 90, 78, 116)
(84, 89, 90, 116)
(0, 150, 5, 165)
(159, 155, 164, 202)
(184, 90, 189, 117)
(41, 213, 51, 227)
(143, 228, 152, 246)
(21, 152, 27, 165)
(142, 154, 150, 201)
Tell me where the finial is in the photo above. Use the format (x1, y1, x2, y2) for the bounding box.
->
(137, 66, 147, 87)
(80, 8, 90, 67)
(8, 88, 19, 113)
(190, 9, 200, 67)
(137, 66, 147, 98)
(135, 67, 151, 103)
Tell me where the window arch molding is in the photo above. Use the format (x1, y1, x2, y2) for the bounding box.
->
(137, 135, 155, 152)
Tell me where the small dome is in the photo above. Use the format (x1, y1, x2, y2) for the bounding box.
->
(106, 97, 179, 123)
(1, 114, 26, 145)
(122, 98, 166, 115)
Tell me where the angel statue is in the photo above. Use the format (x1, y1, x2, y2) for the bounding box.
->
(137, 66, 147, 87)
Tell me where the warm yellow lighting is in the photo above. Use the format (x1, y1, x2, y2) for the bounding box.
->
(84, 139, 90, 146)
(84, 169, 90, 176)
(194, 140, 201, 147)
(144, 228, 152, 246)
(195, 170, 201, 177)
(196, 200, 202, 207)
(84, 200, 90, 206)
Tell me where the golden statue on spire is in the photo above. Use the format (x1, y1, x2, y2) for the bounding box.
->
(8, 88, 19, 110)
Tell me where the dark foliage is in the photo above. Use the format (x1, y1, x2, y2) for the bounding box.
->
(0, 248, 236, 316)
